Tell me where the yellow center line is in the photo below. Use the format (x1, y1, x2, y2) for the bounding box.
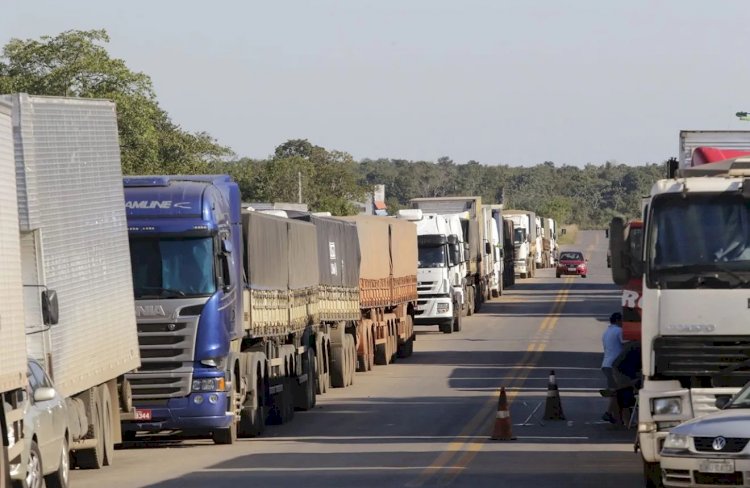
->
(406, 277, 573, 488)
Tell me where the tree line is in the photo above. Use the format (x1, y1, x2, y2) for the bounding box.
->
(1, 29, 665, 227)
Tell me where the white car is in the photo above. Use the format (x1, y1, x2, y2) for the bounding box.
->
(661, 383, 750, 487)
(10, 360, 69, 488)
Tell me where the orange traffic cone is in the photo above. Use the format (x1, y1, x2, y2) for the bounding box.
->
(543, 370, 566, 420)
(490, 387, 516, 441)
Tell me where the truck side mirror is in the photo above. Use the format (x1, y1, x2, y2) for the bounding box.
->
(485, 242, 492, 255)
(715, 396, 731, 410)
(42, 289, 59, 326)
(499, 249, 504, 259)
(609, 217, 629, 285)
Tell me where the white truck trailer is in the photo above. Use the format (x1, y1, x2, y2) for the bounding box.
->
(6, 94, 141, 470)
(0, 100, 28, 488)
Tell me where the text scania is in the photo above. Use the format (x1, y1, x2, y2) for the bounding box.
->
(126, 200, 191, 210)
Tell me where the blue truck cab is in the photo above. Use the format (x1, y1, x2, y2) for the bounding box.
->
(122, 175, 243, 439)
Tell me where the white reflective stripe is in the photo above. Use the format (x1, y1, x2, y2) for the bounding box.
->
(496, 410, 510, 419)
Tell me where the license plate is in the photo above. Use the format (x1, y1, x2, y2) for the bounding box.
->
(699, 459, 734, 474)
(568, 267, 577, 272)
(134, 409, 152, 421)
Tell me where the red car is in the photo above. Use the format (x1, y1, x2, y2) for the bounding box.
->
(556, 251, 587, 278)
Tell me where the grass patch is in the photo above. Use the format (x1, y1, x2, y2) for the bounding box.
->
(558, 224, 579, 245)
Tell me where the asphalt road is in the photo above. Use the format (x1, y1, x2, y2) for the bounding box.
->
(71, 230, 642, 488)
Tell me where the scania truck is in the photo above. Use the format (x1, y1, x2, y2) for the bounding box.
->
(610, 131, 750, 487)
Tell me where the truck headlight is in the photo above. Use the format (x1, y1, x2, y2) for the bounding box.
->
(437, 303, 450, 314)
(192, 377, 226, 392)
(663, 433, 690, 450)
(652, 397, 682, 416)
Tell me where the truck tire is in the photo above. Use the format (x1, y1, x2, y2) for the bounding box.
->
(74, 391, 105, 469)
(345, 334, 356, 387)
(452, 309, 462, 333)
(99, 385, 114, 466)
(330, 344, 346, 388)
(439, 322, 452, 334)
(316, 337, 330, 395)
(45, 435, 69, 488)
(213, 377, 238, 444)
(239, 375, 266, 437)
(643, 460, 663, 488)
(466, 288, 474, 316)
(293, 349, 317, 411)
(374, 343, 390, 366)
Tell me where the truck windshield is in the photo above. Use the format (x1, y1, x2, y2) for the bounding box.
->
(130, 236, 217, 298)
(418, 245, 447, 268)
(513, 228, 526, 244)
(647, 193, 750, 288)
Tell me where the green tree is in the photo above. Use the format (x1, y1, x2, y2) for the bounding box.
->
(0, 29, 231, 174)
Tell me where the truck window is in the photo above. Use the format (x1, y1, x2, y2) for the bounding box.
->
(513, 228, 525, 244)
(418, 246, 448, 268)
(130, 236, 217, 297)
(647, 193, 750, 287)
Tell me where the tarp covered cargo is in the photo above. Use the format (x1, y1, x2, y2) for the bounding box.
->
(289, 213, 361, 321)
(242, 211, 290, 336)
(0, 100, 26, 394)
(6, 93, 140, 397)
(389, 219, 418, 304)
(337, 215, 392, 308)
(287, 218, 320, 328)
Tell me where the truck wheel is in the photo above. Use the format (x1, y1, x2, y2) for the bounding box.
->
(99, 385, 115, 466)
(239, 376, 266, 437)
(452, 310, 462, 333)
(345, 335, 356, 387)
(330, 344, 346, 388)
(316, 339, 330, 395)
(439, 323, 452, 334)
(213, 383, 238, 445)
(643, 460, 664, 488)
(374, 343, 390, 365)
(294, 350, 316, 411)
(74, 392, 105, 469)
(45, 435, 69, 488)
(466, 288, 474, 316)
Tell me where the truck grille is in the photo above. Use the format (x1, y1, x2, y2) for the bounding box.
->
(653, 336, 750, 387)
(694, 437, 749, 453)
(127, 315, 199, 400)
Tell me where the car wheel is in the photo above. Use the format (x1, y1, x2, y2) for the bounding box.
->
(45, 436, 70, 488)
(25, 439, 44, 488)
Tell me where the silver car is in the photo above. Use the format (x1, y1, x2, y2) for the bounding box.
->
(10, 360, 69, 488)
(661, 383, 750, 487)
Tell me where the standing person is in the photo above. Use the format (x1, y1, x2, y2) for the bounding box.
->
(601, 312, 625, 423)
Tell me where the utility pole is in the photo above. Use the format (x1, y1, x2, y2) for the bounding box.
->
(298, 171, 302, 204)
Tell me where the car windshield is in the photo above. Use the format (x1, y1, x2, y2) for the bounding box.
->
(513, 228, 525, 244)
(130, 236, 217, 298)
(727, 383, 750, 408)
(647, 193, 750, 288)
(559, 252, 583, 261)
(418, 245, 447, 268)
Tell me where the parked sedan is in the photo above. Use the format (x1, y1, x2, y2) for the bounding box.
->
(10, 360, 69, 488)
(556, 251, 588, 278)
(661, 383, 750, 487)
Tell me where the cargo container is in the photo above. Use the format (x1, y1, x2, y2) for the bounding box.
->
(3, 94, 141, 476)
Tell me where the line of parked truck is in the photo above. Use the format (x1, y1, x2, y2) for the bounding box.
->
(0, 94, 560, 488)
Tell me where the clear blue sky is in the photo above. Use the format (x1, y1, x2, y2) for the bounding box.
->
(4, 1, 750, 165)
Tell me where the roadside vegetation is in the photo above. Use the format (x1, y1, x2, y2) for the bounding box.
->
(1, 29, 664, 222)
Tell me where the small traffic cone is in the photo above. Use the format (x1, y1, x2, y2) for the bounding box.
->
(490, 387, 516, 441)
(543, 370, 565, 420)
